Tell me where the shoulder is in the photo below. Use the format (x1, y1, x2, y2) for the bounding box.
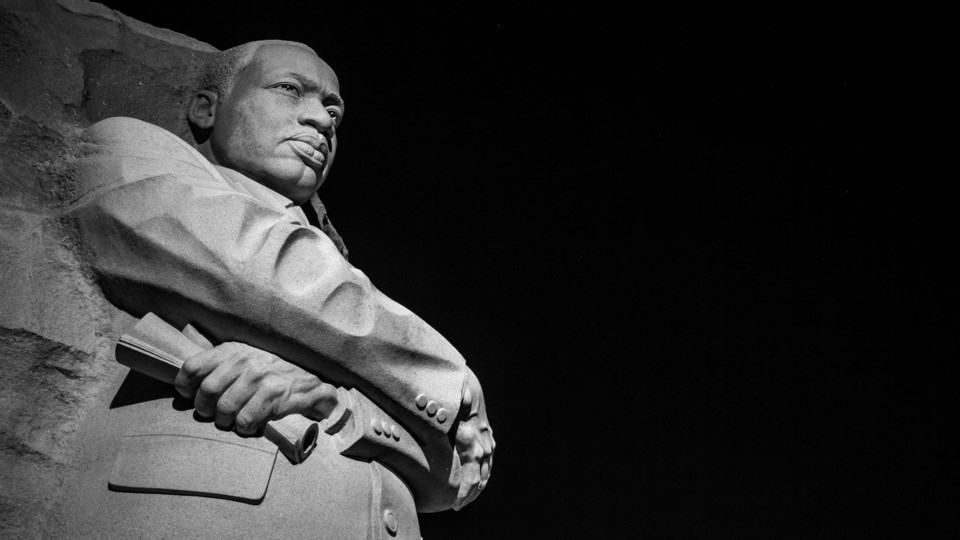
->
(79, 117, 224, 195)
(84, 117, 195, 156)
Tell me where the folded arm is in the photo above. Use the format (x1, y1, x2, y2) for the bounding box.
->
(73, 118, 466, 443)
(173, 325, 492, 511)
(76, 118, 494, 508)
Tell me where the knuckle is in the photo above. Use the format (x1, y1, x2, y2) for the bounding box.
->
(316, 386, 338, 409)
(243, 358, 268, 378)
(314, 383, 334, 400)
(222, 341, 244, 352)
(260, 379, 286, 396)
(457, 422, 476, 438)
(180, 360, 200, 378)
(217, 397, 239, 415)
(234, 412, 254, 432)
(238, 350, 262, 366)
(233, 353, 250, 368)
(198, 379, 219, 397)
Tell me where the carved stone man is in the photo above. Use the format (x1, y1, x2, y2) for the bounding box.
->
(58, 40, 494, 538)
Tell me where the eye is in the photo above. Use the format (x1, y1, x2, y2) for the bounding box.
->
(326, 108, 343, 125)
(273, 83, 301, 96)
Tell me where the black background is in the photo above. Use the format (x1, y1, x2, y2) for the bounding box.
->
(102, 2, 954, 537)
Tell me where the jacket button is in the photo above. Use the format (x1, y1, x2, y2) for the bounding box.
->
(391, 425, 401, 440)
(436, 408, 448, 423)
(426, 400, 438, 416)
(371, 419, 382, 435)
(383, 509, 398, 535)
(415, 394, 428, 409)
(381, 420, 391, 437)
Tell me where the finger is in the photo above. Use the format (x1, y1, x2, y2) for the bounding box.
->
(175, 350, 221, 398)
(454, 418, 479, 448)
(480, 454, 491, 484)
(306, 382, 340, 419)
(234, 384, 282, 436)
(453, 460, 481, 511)
(453, 448, 482, 508)
(461, 480, 482, 509)
(274, 377, 336, 420)
(194, 359, 243, 418)
(480, 431, 493, 458)
(479, 433, 493, 482)
(213, 373, 259, 430)
(463, 445, 486, 504)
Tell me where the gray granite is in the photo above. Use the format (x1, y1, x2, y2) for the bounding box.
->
(0, 2, 493, 536)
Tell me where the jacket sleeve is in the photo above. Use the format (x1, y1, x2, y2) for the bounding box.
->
(70, 117, 466, 442)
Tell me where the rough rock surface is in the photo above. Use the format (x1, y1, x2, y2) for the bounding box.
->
(0, 1, 216, 535)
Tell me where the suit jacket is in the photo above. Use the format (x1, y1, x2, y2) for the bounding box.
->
(47, 362, 424, 539)
(56, 117, 469, 537)
(70, 117, 467, 445)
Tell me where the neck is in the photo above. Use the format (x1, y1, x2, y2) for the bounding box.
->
(194, 140, 219, 166)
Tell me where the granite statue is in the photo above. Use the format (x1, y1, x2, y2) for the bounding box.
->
(55, 39, 495, 538)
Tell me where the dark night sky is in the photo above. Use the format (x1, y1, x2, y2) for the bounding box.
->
(101, 2, 954, 537)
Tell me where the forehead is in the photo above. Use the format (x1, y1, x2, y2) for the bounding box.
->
(245, 44, 340, 92)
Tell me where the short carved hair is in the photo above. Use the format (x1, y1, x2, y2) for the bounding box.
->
(197, 40, 318, 101)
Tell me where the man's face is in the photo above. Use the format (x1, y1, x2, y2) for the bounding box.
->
(209, 44, 344, 204)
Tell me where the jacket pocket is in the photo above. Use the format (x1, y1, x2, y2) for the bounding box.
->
(109, 433, 278, 504)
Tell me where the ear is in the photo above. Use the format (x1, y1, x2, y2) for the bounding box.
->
(188, 90, 219, 130)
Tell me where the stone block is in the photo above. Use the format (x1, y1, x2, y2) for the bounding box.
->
(0, 1, 219, 534)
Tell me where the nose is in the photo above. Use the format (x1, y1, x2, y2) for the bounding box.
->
(297, 101, 334, 138)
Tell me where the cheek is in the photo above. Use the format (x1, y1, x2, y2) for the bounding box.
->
(233, 103, 275, 151)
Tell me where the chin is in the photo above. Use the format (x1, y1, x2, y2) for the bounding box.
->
(266, 164, 322, 203)
(293, 178, 324, 205)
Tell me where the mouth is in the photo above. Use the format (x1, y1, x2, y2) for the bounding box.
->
(287, 134, 328, 171)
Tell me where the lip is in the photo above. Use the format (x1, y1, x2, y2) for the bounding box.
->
(287, 133, 328, 169)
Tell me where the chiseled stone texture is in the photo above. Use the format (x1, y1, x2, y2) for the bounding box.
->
(0, 1, 216, 535)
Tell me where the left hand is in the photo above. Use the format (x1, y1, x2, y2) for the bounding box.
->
(452, 367, 496, 510)
(174, 341, 338, 435)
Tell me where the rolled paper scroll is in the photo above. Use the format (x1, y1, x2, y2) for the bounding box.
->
(115, 312, 319, 464)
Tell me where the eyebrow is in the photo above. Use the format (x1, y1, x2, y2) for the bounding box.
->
(325, 92, 346, 113)
(288, 72, 346, 112)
